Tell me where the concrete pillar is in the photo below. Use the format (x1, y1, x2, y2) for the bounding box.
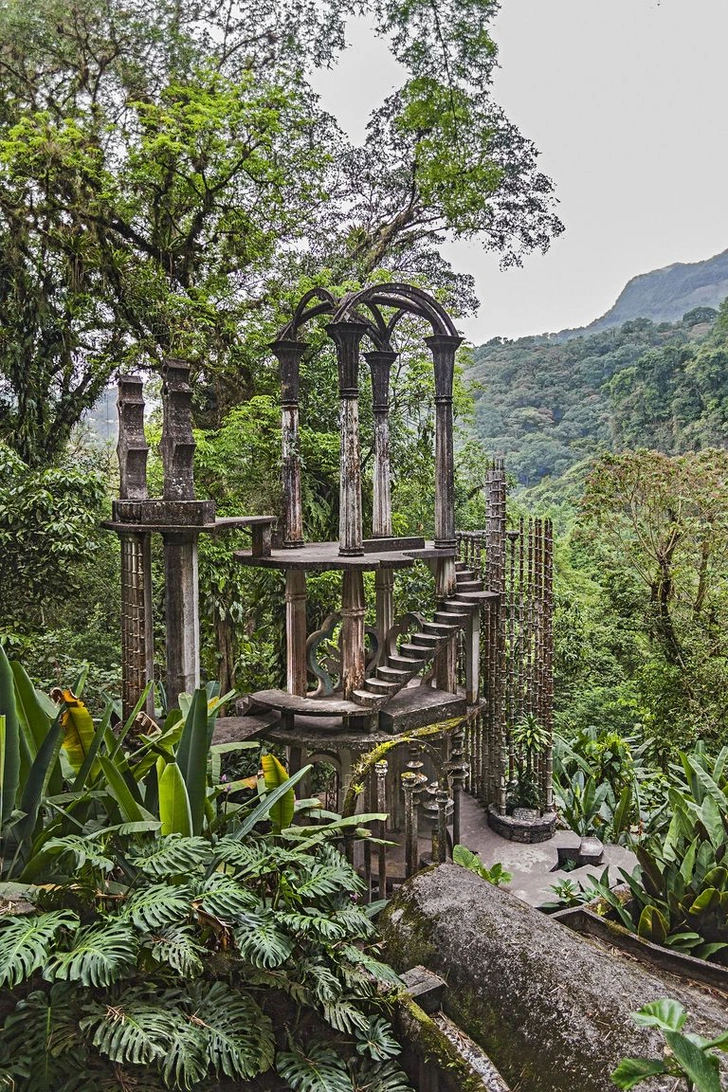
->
(366, 349, 397, 647)
(285, 569, 308, 696)
(426, 334, 463, 552)
(327, 321, 367, 557)
(163, 531, 200, 706)
(116, 376, 154, 718)
(341, 568, 366, 699)
(119, 531, 154, 720)
(271, 339, 306, 547)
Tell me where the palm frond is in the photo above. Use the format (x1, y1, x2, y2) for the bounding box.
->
(276, 1043, 353, 1092)
(235, 911, 294, 969)
(121, 883, 192, 931)
(46, 922, 138, 987)
(0, 910, 78, 988)
(128, 835, 212, 878)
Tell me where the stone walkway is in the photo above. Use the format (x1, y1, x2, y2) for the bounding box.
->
(457, 793, 637, 907)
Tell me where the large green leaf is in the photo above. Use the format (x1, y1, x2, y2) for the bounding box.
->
(610, 1057, 667, 1089)
(233, 765, 311, 839)
(631, 998, 687, 1032)
(14, 715, 64, 843)
(54, 689, 96, 775)
(276, 1043, 354, 1092)
(46, 921, 138, 987)
(10, 662, 62, 796)
(175, 688, 210, 836)
(191, 981, 274, 1079)
(98, 754, 154, 824)
(0, 644, 21, 823)
(158, 759, 193, 837)
(261, 752, 294, 833)
(0, 910, 78, 988)
(664, 1031, 721, 1092)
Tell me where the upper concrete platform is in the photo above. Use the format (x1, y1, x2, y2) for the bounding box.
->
(234, 537, 456, 571)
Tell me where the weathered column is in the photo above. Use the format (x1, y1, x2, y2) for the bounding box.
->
(327, 321, 367, 557)
(270, 339, 306, 548)
(426, 334, 463, 552)
(366, 349, 398, 645)
(464, 607, 480, 704)
(340, 568, 366, 699)
(160, 359, 200, 707)
(285, 569, 308, 696)
(117, 376, 154, 719)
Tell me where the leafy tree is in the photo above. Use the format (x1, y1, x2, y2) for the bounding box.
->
(0, 0, 563, 466)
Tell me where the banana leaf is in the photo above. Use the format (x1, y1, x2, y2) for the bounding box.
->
(0, 645, 20, 823)
(261, 753, 295, 834)
(175, 688, 209, 836)
(54, 690, 97, 776)
(158, 759, 193, 837)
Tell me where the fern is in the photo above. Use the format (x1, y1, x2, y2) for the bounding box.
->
(46, 922, 138, 987)
(189, 981, 274, 1079)
(121, 883, 192, 931)
(141, 924, 204, 978)
(234, 911, 294, 968)
(127, 835, 212, 878)
(0, 910, 78, 987)
(277, 1043, 354, 1092)
(193, 872, 259, 920)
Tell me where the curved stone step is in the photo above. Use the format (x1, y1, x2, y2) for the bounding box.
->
(399, 642, 433, 659)
(351, 689, 384, 708)
(377, 664, 413, 682)
(411, 632, 441, 648)
(434, 610, 469, 625)
(456, 578, 484, 592)
(365, 677, 400, 695)
(422, 620, 460, 636)
(454, 590, 499, 604)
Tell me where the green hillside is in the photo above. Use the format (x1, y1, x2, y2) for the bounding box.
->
(468, 304, 727, 484)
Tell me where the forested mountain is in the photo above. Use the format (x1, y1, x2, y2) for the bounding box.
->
(468, 302, 728, 484)
(588, 248, 728, 332)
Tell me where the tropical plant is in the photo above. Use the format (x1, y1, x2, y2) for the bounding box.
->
(611, 998, 728, 1092)
(452, 844, 512, 887)
(0, 824, 408, 1091)
(507, 713, 550, 812)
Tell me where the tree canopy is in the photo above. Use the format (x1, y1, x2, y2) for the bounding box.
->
(0, 0, 563, 465)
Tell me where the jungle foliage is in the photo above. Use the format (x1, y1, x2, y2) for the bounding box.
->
(469, 304, 726, 485)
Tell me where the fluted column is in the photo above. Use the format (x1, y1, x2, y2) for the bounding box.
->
(117, 376, 154, 719)
(426, 334, 463, 550)
(270, 339, 306, 548)
(341, 569, 366, 699)
(366, 349, 397, 645)
(285, 570, 308, 696)
(160, 359, 200, 707)
(327, 321, 367, 557)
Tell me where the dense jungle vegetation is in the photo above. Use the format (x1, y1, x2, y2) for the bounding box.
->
(1, 0, 728, 1087)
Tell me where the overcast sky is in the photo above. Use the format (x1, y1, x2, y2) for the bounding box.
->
(313, 0, 728, 344)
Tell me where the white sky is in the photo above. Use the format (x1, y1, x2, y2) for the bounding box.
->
(312, 0, 728, 343)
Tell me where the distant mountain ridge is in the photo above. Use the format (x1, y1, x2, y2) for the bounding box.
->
(581, 247, 728, 333)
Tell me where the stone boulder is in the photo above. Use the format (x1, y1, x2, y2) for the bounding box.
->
(381, 863, 728, 1092)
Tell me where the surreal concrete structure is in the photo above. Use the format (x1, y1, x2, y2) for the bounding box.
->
(108, 283, 556, 880)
